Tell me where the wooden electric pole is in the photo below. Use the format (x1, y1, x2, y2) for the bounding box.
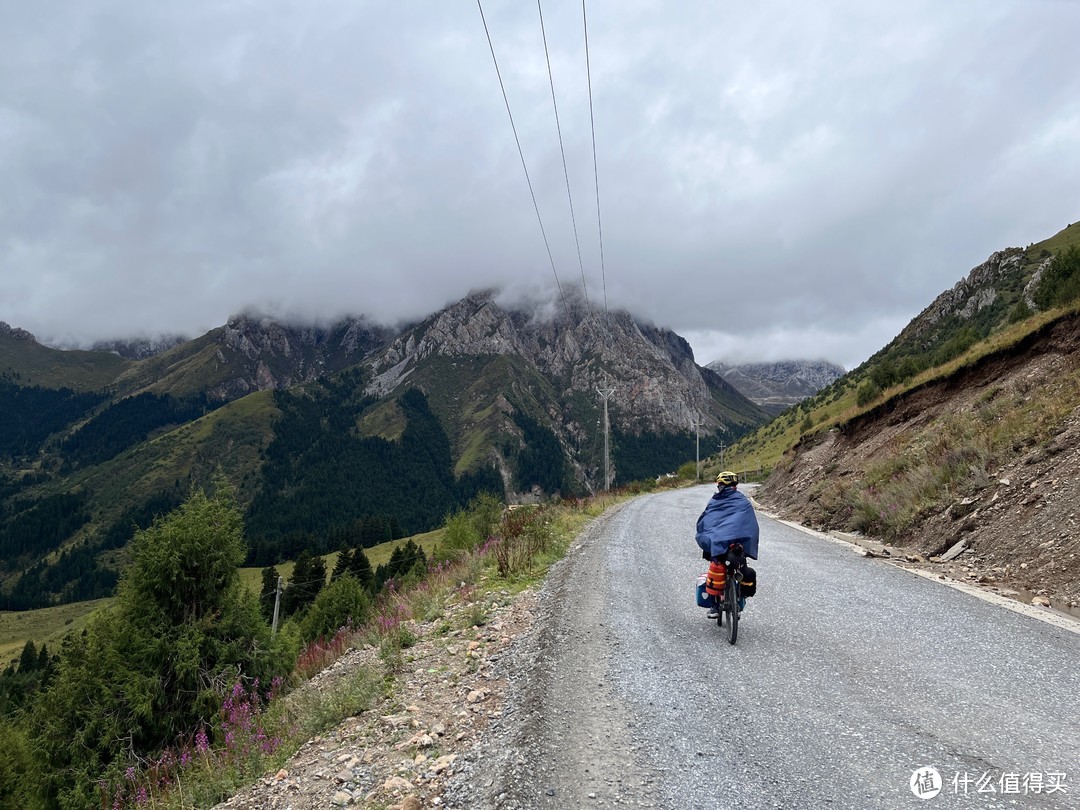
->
(692, 413, 701, 482)
(597, 387, 615, 491)
(271, 575, 282, 636)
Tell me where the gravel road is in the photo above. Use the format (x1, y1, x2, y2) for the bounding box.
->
(446, 485, 1080, 809)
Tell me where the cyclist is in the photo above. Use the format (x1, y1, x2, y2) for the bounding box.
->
(696, 470, 759, 619)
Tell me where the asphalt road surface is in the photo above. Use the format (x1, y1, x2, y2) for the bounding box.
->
(453, 485, 1080, 809)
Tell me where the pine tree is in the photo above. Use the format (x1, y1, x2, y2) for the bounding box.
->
(347, 548, 374, 591)
(29, 484, 293, 806)
(331, 548, 353, 582)
(389, 514, 404, 540)
(17, 640, 38, 674)
(309, 555, 327, 597)
(283, 551, 326, 616)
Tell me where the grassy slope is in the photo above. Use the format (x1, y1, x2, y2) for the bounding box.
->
(379, 354, 559, 476)
(109, 327, 242, 398)
(0, 334, 129, 391)
(724, 300, 1080, 477)
(3, 527, 446, 667)
(719, 221, 1080, 477)
(357, 399, 407, 442)
(41, 390, 281, 549)
(0, 598, 112, 666)
(1028, 221, 1080, 266)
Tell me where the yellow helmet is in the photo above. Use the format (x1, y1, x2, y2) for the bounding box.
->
(715, 470, 738, 487)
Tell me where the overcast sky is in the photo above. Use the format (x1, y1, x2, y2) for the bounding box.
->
(2, 1, 1078, 370)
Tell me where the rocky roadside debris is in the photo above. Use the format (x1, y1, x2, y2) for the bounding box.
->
(215, 587, 540, 810)
(757, 322, 1080, 614)
(809, 525, 1080, 623)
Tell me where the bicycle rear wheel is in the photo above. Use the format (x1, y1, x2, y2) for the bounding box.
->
(725, 577, 739, 645)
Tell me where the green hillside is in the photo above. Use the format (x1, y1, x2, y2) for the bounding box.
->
(109, 328, 236, 398)
(0, 391, 281, 609)
(0, 330, 129, 391)
(0, 357, 504, 609)
(722, 222, 1080, 477)
(0, 598, 112, 666)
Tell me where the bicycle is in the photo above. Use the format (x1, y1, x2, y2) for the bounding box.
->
(716, 544, 746, 645)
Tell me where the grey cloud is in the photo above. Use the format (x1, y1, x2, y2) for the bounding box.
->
(2, 0, 1078, 368)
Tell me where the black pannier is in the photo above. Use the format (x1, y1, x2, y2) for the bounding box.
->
(740, 565, 757, 598)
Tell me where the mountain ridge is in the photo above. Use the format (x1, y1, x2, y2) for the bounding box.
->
(707, 359, 846, 414)
(0, 294, 769, 607)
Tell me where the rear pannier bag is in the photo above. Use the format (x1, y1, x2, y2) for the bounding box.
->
(695, 575, 716, 608)
(741, 565, 757, 598)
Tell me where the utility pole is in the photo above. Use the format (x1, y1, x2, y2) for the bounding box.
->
(597, 387, 615, 491)
(271, 575, 282, 636)
(719, 441, 726, 470)
(692, 413, 701, 482)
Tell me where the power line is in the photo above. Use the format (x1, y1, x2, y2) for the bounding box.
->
(477, 0, 569, 317)
(580, 0, 614, 374)
(537, 0, 589, 309)
(582, 0, 608, 314)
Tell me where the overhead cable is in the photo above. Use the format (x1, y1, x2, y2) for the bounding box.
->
(477, 0, 569, 317)
(538, 0, 590, 309)
(582, 0, 608, 314)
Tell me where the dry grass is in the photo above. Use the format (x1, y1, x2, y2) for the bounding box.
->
(826, 363, 1080, 540)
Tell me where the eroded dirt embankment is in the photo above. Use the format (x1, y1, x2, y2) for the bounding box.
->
(758, 312, 1080, 609)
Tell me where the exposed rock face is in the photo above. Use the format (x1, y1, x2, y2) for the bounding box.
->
(3, 297, 764, 493)
(1023, 256, 1055, 308)
(0, 321, 37, 343)
(708, 359, 845, 412)
(208, 313, 394, 398)
(898, 248, 1025, 342)
(365, 292, 754, 436)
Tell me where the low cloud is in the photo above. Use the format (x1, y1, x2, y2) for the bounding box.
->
(1, 1, 1078, 368)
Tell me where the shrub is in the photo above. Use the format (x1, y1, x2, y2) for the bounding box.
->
(494, 506, 556, 577)
(1008, 299, 1034, 323)
(29, 484, 294, 806)
(1034, 245, 1080, 309)
(440, 492, 504, 556)
(856, 380, 882, 407)
(300, 575, 371, 644)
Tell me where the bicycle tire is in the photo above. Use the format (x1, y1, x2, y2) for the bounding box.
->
(725, 576, 739, 645)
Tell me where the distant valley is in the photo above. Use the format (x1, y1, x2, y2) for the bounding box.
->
(707, 359, 846, 415)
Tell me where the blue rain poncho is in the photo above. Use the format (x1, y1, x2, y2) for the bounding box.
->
(695, 487, 760, 560)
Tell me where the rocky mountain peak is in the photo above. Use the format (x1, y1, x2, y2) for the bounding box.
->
(898, 248, 1028, 342)
(0, 321, 38, 343)
(366, 291, 758, 436)
(199, 313, 394, 399)
(708, 359, 846, 413)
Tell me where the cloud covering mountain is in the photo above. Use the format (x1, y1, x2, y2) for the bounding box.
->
(2, 1, 1079, 371)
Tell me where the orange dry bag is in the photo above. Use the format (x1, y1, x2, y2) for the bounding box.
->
(704, 560, 726, 596)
